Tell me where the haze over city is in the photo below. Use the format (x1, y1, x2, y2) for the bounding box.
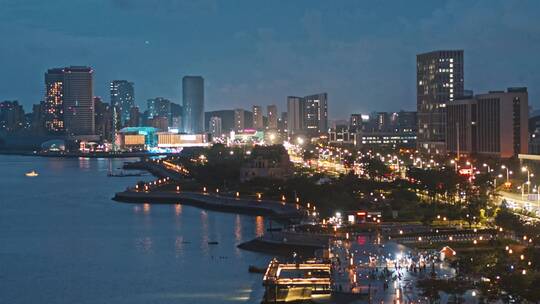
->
(4, 1, 540, 303)
(1, 0, 539, 118)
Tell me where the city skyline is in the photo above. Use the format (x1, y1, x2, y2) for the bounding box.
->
(1, 1, 539, 119)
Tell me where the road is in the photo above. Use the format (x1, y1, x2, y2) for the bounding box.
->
(499, 191, 540, 216)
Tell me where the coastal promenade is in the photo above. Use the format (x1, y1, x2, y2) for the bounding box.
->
(114, 190, 305, 218)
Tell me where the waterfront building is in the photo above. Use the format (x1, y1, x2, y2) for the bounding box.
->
(262, 259, 331, 302)
(0, 100, 25, 132)
(63, 66, 95, 136)
(94, 96, 113, 140)
(446, 87, 529, 158)
(44, 68, 65, 133)
(156, 133, 208, 148)
(30, 103, 45, 133)
(110, 80, 135, 127)
(182, 76, 204, 134)
(267, 105, 278, 130)
(209, 116, 222, 138)
(417, 50, 464, 154)
(252, 105, 264, 130)
(117, 127, 158, 150)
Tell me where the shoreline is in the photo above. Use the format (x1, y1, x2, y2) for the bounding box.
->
(113, 190, 305, 220)
(0, 150, 174, 159)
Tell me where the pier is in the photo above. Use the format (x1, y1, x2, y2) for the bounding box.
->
(113, 190, 305, 218)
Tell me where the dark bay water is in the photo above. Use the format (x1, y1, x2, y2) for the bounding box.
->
(0, 156, 269, 304)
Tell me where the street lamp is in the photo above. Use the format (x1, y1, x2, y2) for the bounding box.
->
(522, 166, 532, 195)
(483, 163, 491, 173)
(450, 159, 458, 172)
(501, 165, 512, 183)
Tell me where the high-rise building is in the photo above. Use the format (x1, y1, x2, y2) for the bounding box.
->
(397, 111, 417, 134)
(303, 93, 328, 135)
(252, 105, 264, 130)
(148, 116, 169, 131)
(267, 105, 278, 130)
(417, 50, 464, 154)
(110, 80, 135, 127)
(287, 96, 303, 135)
(234, 108, 246, 131)
(63, 66, 95, 135)
(279, 112, 288, 135)
(287, 93, 328, 136)
(209, 116, 222, 138)
(0, 100, 25, 132)
(170, 102, 183, 130)
(182, 76, 204, 134)
(446, 88, 528, 158)
(94, 97, 113, 140)
(127, 106, 140, 127)
(147, 97, 171, 122)
(44, 68, 65, 133)
(31, 103, 45, 133)
(205, 110, 235, 133)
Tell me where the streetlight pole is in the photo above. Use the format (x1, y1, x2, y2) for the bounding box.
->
(502, 165, 510, 183)
(522, 166, 532, 196)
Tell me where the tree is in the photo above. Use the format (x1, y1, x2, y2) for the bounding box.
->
(362, 156, 390, 180)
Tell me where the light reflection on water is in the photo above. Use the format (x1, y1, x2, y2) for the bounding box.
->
(77, 157, 91, 169)
(200, 210, 209, 255)
(235, 214, 243, 243)
(255, 216, 264, 237)
(175, 203, 182, 216)
(0, 156, 270, 304)
(135, 236, 153, 253)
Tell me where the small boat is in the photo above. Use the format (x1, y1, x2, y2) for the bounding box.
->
(248, 265, 266, 273)
(208, 241, 219, 245)
(25, 170, 39, 177)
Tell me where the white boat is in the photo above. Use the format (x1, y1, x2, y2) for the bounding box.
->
(25, 170, 39, 177)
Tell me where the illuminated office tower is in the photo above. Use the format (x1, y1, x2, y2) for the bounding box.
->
(63, 66, 95, 135)
(44, 68, 65, 133)
(417, 50, 464, 154)
(110, 80, 135, 126)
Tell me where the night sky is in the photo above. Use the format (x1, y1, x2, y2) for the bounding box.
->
(1, 0, 539, 118)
